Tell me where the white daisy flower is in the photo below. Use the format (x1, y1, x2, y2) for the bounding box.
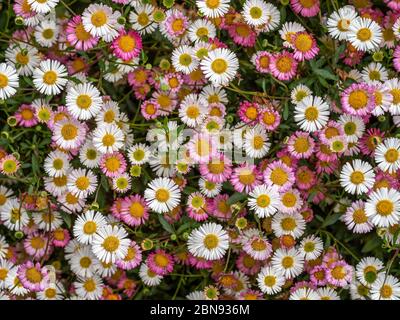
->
(365, 188, 400, 227)
(326, 5, 358, 40)
(0, 63, 19, 100)
(79, 139, 101, 169)
(112, 173, 131, 193)
(53, 118, 86, 150)
(127, 143, 150, 165)
(260, 3, 281, 32)
(199, 178, 222, 197)
(179, 93, 208, 128)
(33, 59, 68, 95)
(67, 168, 98, 199)
(386, 78, 400, 115)
(347, 17, 383, 52)
(144, 177, 181, 213)
(0, 235, 9, 261)
(294, 95, 330, 132)
(370, 274, 400, 300)
(338, 114, 365, 143)
(196, 0, 230, 18)
(316, 287, 340, 300)
(92, 123, 125, 154)
(33, 210, 63, 231)
(82, 4, 118, 38)
(279, 21, 305, 48)
(187, 222, 229, 260)
(298, 235, 323, 261)
(271, 248, 304, 279)
(129, 3, 156, 35)
(375, 138, 400, 173)
(339, 159, 375, 195)
(200, 84, 228, 105)
(66, 83, 103, 120)
(0, 198, 29, 231)
(5, 267, 29, 296)
(36, 281, 64, 300)
(256, 266, 285, 295)
(5, 44, 40, 76)
(248, 184, 281, 218)
(139, 263, 163, 286)
(34, 19, 59, 47)
(243, 124, 271, 159)
(289, 287, 319, 300)
(188, 19, 216, 43)
(271, 212, 306, 239)
(242, 0, 270, 27)
(92, 225, 130, 264)
(69, 246, 100, 278)
(74, 275, 104, 300)
(73, 210, 107, 245)
(200, 48, 239, 87)
(44, 150, 70, 178)
(28, 0, 59, 14)
(290, 84, 312, 105)
(342, 200, 373, 234)
(171, 45, 199, 75)
(356, 257, 384, 287)
(0, 185, 13, 211)
(361, 62, 388, 82)
(95, 100, 120, 125)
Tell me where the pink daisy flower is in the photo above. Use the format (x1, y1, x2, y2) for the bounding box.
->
(116, 277, 136, 298)
(359, 128, 385, 156)
(163, 73, 184, 93)
(186, 192, 209, 222)
(199, 154, 232, 183)
(13, 0, 39, 21)
(340, 43, 365, 66)
(52, 228, 70, 247)
(235, 252, 262, 275)
(270, 51, 298, 81)
(287, 131, 315, 159)
(17, 261, 49, 292)
(15, 104, 38, 127)
(188, 254, 213, 270)
(147, 249, 175, 276)
(0, 154, 20, 176)
(24, 232, 52, 260)
(116, 240, 142, 270)
(141, 99, 160, 120)
(128, 68, 151, 87)
(290, 0, 320, 17)
(230, 163, 262, 193)
(263, 160, 295, 192)
(326, 260, 353, 287)
(99, 152, 127, 178)
(295, 166, 317, 190)
(120, 195, 149, 227)
(164, 10, 189, 37)
(385, 0, 400, 10)
(110, 197, 124, 220)
(318, 121, 345, 145)
(228, 23, 257, 47)
(243, 236, 272, 261)
(66, 16, 99, 51)
(187, 132, 218, 164)
(291, 32, 319, 61)
(252, 51, 273, 73)
(394, 45, 400, 72)
(341, 83, 375, 116)
(315, 142, 338, 162)
(111, 29, 142, 61)
(210, 194, 233, 221)
(238, 289, 264, 300)
(238, 101, 260, 124)
(258, 107, 281, 131)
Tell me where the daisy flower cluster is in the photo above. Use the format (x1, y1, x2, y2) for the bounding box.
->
(1, 0, 400, 301)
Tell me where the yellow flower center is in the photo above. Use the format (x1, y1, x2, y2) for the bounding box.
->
(91, 11, 107, 27)
(195, 138, 211, 157)
(205, 0, 220, 9)
(171, 19, 184, 33)
(275, 56, 292, 73)
(249, 7, 262, 19)
(282, 256, 294, 268)
(83, 278, 96, 292)
(118, 35, 136, 53)
(385, 148, 399, 163)
(155, 188, 170, 202)
(42, 28, 54, 40)
(281, 217, 296, 231)
(31, 236, 45, 249)
(76, 94, 92, 110)
(154, 254, 169, 267)
(238, 169, 255, 185)
(262, 112, 275, 125)
(357, 28, 372, 41)
(83, 221, 97, 234)
(264, 275, 276, 287)
(105, 156, 120, 172)
(304, 106, 319, 121)
(196, 27, 209, 37)
(256, 194, 270, 208)
(45, 288, 56, 298)
(203, 234, 219, 249)
(61, 124, 78, 140)
(211, 58, 228, 74)
(270, 167, 288, 186)
(282, 192, 297, 208)
(350, 171, 365, 184)
(344, 122, 356, 135)
(102, 133, 115, 147)
(294, 34, 313, 52)
(348, 90, 368, 110)
(80, 257, 92, 268)
(75, 176, 90, 190)
(43, 70, 58, 85)
(252, 135, 264, 150)
(337, 19, 351, 31)
(299, 0, 316, 8)
(75, 23, 91, 41)
(304, 242, 315, 252)
(137, 13, 150, 26)
(391, 89, 400, 104)
(293, 137, 309, 153)
(376, 200, 394, 216)
(380, 285, 393, 298)
(129, 202, 144, 218)
(0, 74, 9, 89)
(353, 208, 368, 224)
(186, 105, 200, 119)
(102, 235, 120, 252)
(86, 149, 97, 160)
(16, 52, 29, 65)
(26, 267, 42, 284)
(331, 266, 346, 280)
(53, 175, 67, 187)
(251, 239, 266, 251)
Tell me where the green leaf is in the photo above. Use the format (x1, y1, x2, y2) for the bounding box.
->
(100, 175, 109, 192)
(227, 192, 247, 206)
(158, 214, 174, 234)
(31, 154, 40, 176)
(313, 69, 337, 81)
(283, 102, 289, 121)
(362, 237, 381, 253)
(321, 213, 342, 228)
(60, 211, 72, 228)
